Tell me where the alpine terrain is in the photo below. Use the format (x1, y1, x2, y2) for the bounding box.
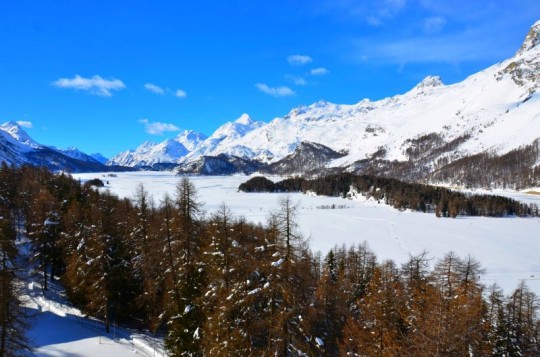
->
(0, 122, 116, 172)
(1, 22, 539, 188)
(107, 22, 540, 188)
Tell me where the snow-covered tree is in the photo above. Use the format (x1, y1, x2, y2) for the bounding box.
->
(131, 184, 163, 332)
(0, 209, 32, 356)
(165, 178, 205, 357)
(341, 260, 405, 356)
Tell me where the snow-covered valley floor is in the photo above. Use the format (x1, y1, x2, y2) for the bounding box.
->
(73, 172, 540, 296)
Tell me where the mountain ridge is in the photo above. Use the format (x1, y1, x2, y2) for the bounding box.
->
(167, 21, 540, 187)
(0, 122, 131, 172)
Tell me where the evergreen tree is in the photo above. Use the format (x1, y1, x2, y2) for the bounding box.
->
(0, 210, 32, 356)
(486, 284, 519, 356)
(506, 281, 539, 355)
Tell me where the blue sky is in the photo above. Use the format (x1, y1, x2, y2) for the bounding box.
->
(1, 0, 539, 158)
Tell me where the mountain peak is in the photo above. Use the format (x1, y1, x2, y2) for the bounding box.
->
(0, 121, 38, 147)
(517, 20, 540, 55)
(415, 75, 443, 89)
(176, 130, 207, 151)
(234, 113, 253, 125)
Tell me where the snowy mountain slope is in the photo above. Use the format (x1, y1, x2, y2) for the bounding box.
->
(192, 53, 538, 166)
(107, 129, 207, 167)
(176, 129, 207, 151)
(0, 121, 41, 150)
(0, 122, 112, 172)
(166, 21, 540, 183)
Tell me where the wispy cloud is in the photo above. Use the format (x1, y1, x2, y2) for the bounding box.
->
(174, 89, 187, 99)
(139, 119, 180, 135)
(144, 83, 186, 99)
(310, 67, 330, 76)
(52, 75, 125, 97)
(353, 25, 517, 65)
(287, 55, 313, 65)
(16, 121, 33, 129)
(144, 83, 165, 95)
(285, 75, 307, 86)
(255, 83, 295, 97)
(423, 16, 446, 34)
(366, 0, 407, 26)
(314, 0, 407, 25)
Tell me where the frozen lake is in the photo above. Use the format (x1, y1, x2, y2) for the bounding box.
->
(73, 172, 540, 295)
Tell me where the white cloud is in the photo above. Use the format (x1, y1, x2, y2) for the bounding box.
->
(16, 121, 33, 128)
(310, 67, 330, 76)
(287, 54, 313, 65)
(255, 83, 295, 97)
(175, 89, 187, 99)
(144, 83, 165, 95)
(139, 119, 180, 135)
(285, 75, 307, 86)
(52, 75, 125, 97)
(424, 16, 446, 34)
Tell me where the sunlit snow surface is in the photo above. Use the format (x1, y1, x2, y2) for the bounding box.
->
(73, 172, 540, 296)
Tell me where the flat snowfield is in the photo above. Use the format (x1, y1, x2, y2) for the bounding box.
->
(74, 172, 540, 295)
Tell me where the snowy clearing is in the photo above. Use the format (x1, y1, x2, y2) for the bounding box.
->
(18, 238, 165, 357)
(74, 172, 540, 296)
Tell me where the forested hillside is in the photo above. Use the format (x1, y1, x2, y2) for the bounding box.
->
(239, 174, 539, 218)
(1, 165, 539, 356)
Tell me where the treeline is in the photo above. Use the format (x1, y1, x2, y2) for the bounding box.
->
(431, 139, 540, 190)
(1, 164, 539, 356)
(347, 136, 540, 191)
(239, 174, 538, 217)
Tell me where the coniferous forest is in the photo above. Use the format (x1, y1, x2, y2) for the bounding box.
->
(239, 174, 539, 218)
(1, 164, 539, 356)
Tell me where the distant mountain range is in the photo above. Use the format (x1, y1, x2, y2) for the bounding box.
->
(1, 21, 540, 187)
(0, 121, 131, 172)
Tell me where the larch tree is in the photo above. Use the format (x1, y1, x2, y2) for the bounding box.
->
(165, 177, 205, 357)
(201, 203, 238, 355)
(304, 249, 347, 355)
(26, 187, 61, 291)
(131, 184, 163, 332)
(264, 196, 314, 356)
(159, 193, 182, 327)
(341, 260, 405, 357)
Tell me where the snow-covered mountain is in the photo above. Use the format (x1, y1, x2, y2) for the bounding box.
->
(185, 24, 539, 164)
(163, 21, 540, 187)
(107, 130, 207, 167)
(181, 114, 266, 160)
(58, 147, 104, 165)
(0, 122, 113, 172)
